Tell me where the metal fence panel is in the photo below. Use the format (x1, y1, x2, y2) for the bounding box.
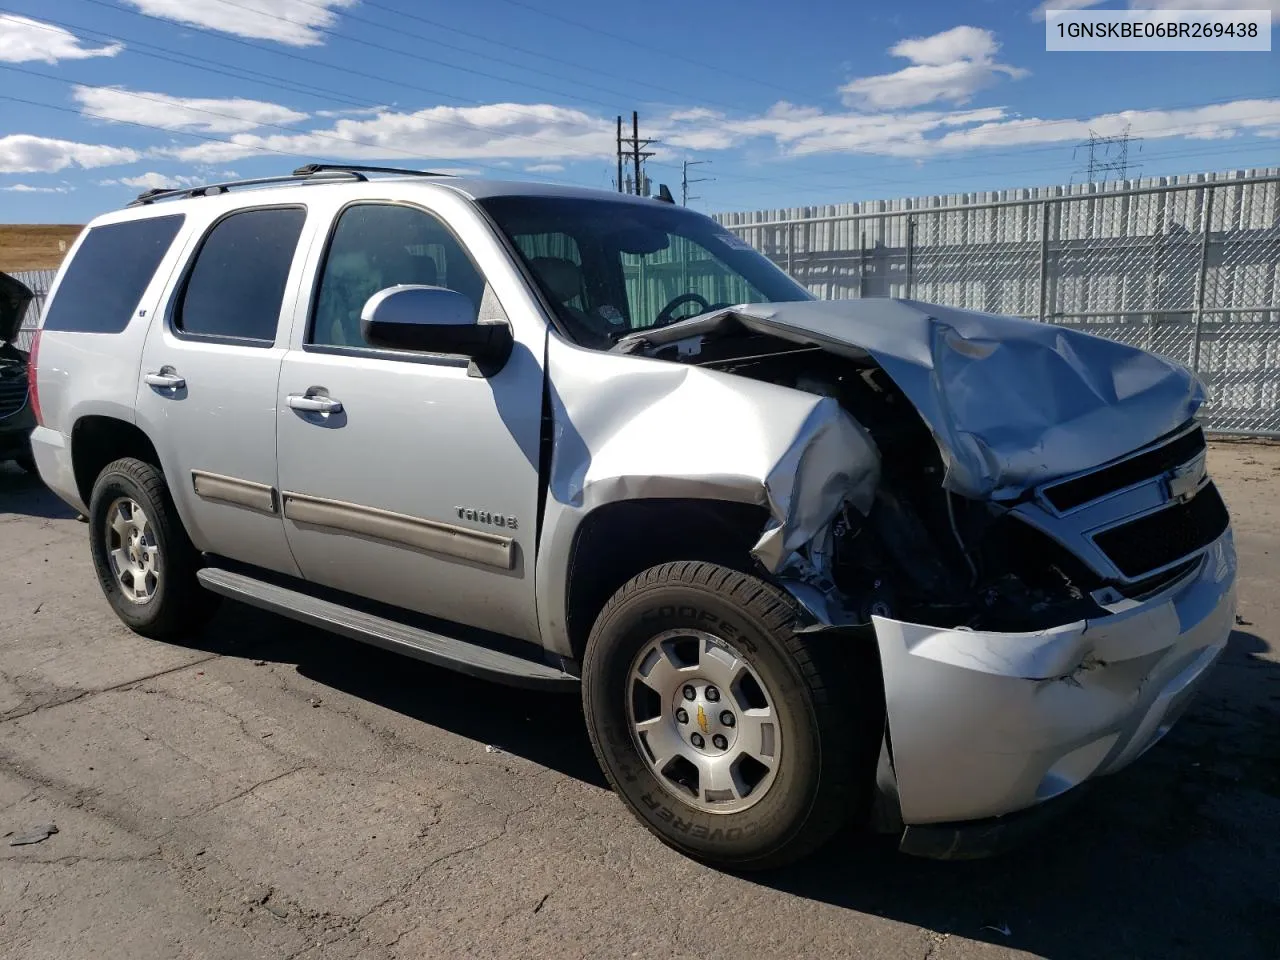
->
(717, 169, 1280, 437)
(11, 268, 57, 352)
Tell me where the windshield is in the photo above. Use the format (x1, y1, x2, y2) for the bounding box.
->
(479, 195, 813, 347)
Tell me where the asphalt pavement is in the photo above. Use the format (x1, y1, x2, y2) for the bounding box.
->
(0, 443, 1276, 960)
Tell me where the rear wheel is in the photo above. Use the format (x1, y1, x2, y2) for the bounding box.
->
(88, 457, 216, 639)
(582, 561, 879, 870)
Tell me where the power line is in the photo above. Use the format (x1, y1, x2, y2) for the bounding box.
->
(286, 0, 748, 113)
(0, 92, 340, 166)
(2, 10, 603, 172)
(483, 0, 803, 98)
(0, 62, 570, 179)
(69, 1, 618, 134)
(9, 9, 1278, 197)
(198, 0, 622, 112)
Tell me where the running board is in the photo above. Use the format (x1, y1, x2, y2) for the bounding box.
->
(196, 567, 578, 691)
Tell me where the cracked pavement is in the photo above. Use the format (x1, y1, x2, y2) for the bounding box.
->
(1, 442, 1277, 960)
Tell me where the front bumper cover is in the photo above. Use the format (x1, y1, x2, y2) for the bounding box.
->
(863, 528, 1236, 836)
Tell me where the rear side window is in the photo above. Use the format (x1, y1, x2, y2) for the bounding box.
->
(43, 214, 185, 334)
(176, 207, 306, 343)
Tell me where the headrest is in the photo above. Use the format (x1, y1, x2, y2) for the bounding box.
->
(528, 256, 583, 305)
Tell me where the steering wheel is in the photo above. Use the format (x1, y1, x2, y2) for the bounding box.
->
(654, 292, 712, 328)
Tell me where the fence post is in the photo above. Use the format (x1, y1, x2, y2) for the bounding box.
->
(785, 222, 793, 276)
(1190, 186, 1215, 372)
(904, 215, 914, 300)
(858, 226, 866, 299)
(1037, 200, 1051, 322)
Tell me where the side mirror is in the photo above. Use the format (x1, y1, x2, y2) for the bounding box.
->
(360, 285, 514, 376)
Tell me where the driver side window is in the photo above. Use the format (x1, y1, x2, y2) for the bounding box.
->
(310, 203, 486, 348)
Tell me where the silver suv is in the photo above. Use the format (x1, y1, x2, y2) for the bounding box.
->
(28, 165, 1237, 869)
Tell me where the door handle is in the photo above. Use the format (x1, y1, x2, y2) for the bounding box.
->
(143, 370, 186, 389)
(287, 393, 343, 414)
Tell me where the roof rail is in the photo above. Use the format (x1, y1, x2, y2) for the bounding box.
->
(291, 163, 454, 179)
(127, 163, 453, 207)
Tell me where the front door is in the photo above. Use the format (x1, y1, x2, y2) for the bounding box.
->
(134, 205, 311, 576)
(274, 200, 546, 642)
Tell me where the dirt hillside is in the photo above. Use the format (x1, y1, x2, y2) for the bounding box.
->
(0, 224, 84, 272)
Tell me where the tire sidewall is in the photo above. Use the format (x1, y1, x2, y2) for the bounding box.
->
(88, 463, 175, 630)
(584, 578, 823, 867)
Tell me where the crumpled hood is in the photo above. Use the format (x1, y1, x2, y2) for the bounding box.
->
(631, 298, 1205, 500)
(0, 271, 34, 347)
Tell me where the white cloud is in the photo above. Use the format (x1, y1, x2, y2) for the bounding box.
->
(0, 135, 139, 174)
(525, 163, 564, 173)
(0, 14, 122, 63)
(314, 106, 387, 119)
(74, 86, 308, 135)
(100, 172, 203, 190)
(1030, 0, 1104, 22)
(123, 0, 356, 47)
(655, 96, 1280, 159)
(839, 26, 1027, 109)
(0, 183, 72, 193)
(161, 103, 613, 165)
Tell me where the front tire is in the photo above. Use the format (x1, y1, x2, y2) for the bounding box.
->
(88, 457, 216, 640)
(582, 561, 878, 870)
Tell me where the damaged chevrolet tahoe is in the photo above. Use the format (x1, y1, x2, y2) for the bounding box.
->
(29, 166, 1236, 869)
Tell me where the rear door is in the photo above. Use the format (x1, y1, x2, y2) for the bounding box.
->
(133, 204, 311, 575)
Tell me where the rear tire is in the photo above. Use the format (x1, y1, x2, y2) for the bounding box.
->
(582, 560, 880, 870)
(88, 457, 217, 640)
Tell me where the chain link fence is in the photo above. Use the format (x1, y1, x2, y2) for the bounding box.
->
(11, 173, 1280, 436)
(717, 170, 1280, 438)
(11, 268, 57, 353)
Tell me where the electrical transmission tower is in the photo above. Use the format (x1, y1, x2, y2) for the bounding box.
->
(616, 112, 657, 195)
(1073, 125, 1143, 183)
(681, 159, 712, 206)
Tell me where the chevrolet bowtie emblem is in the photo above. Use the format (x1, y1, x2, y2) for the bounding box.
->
(696, 704, 709, 734)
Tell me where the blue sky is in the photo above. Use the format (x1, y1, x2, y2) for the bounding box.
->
(0, 0, 1276, 222)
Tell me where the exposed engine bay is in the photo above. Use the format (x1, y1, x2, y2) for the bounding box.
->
(638, 329, 1108, 632)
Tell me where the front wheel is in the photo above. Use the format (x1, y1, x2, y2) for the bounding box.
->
(582, 561, 879, 870)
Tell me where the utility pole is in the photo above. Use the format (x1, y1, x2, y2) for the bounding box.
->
(616, 111, 656, 195)
(681, 159, 711, 206)
(1073, 124, 1142, 182)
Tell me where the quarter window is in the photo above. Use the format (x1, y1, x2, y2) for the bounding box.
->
(43, 215, 185, 334)
(310, 203, 486, 348)
(176, 207, 306, 342)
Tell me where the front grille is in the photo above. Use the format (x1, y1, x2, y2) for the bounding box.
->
(1043, 425, 1206, 512)
(0, 376, 28, 418)
(1092, 482, 1229, 579)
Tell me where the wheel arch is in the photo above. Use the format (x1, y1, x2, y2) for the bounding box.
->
(561, 498, 771, 663)
(71, 415, 162, 508)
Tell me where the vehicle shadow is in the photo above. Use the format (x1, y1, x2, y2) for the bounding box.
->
(196, 599, 608, 789)
(185, 602, 1279, 960)
(0, 462, 78, 519)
